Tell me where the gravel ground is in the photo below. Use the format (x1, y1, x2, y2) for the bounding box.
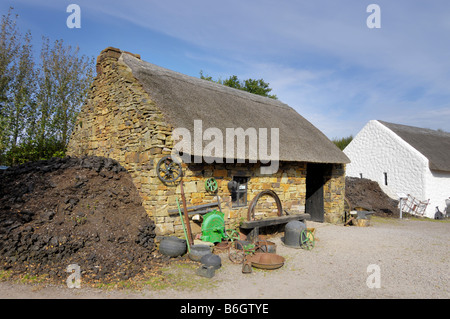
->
(0, 217, 448, 299)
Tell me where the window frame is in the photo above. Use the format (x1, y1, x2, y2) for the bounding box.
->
(231, 176, 249, 208)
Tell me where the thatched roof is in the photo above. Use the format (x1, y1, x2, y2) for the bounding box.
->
(379, 120, 450, 172)
(120, 51, 350, 164)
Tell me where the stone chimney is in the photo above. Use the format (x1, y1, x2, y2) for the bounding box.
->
(96, 47, 141, 75)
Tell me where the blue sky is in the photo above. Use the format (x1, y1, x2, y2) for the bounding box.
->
(2, 0, 450, 139)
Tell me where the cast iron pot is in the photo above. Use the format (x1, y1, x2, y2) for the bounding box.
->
(159, 236, 187, 257)
(282, 220, 306, 248)
(189, 244, 212, 261)
(200, 253, 221, 270)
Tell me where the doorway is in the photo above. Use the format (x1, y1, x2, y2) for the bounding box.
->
(306, 163, 329, 222)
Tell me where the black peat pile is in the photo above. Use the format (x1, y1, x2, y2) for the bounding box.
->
(345, 177, 400, 217)
(0, 156, 166, 284)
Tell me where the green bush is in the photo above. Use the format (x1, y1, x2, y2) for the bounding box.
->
(2, 139, 66, 166)
(332, 135, 353, 151)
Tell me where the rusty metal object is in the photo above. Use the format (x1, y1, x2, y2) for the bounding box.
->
(180, 181, 194, 246)
(228, 241, 255, 264)
(213, 241, 231, 254)
(229, 249, 245, 264)
(255, 240, 276, 254)
(156, 155, 182, 183)
(247, 190, 283, 221)
(247, 252, 285, 270)
(242, 260, 252, 274)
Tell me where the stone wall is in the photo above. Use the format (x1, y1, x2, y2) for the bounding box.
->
(68, 47, 346, 236)
(153, 162, 307, 237)
(323, 164, 346, 223)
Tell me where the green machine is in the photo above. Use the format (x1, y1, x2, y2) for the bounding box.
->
(201, 210, 225, 243)
(201, 210, 240, 243)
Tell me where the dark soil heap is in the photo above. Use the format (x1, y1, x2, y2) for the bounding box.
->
(345, 177, 400, 217)
(0, 156, 166, 284)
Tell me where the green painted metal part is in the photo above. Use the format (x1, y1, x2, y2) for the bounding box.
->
(300, 229, 315, 250)
(201, 210, 225, 243)
(176, 198, 190, 253)
(205, 178, 218, 192)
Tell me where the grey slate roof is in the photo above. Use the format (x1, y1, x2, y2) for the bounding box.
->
(379, 120, 450, 172)
(121, 53, 350, 164)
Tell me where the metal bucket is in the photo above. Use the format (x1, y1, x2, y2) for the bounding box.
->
(283, 220, 306, 248)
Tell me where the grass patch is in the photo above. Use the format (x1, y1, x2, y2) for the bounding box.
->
(405, 216, 450, 223)
(370, 216, 400, 225)
(17, 273, 49, 285)
(91, 261, 219, 292)
(150, 262, 219, 291)
(0, 270, 12, 281)
(371, 215, 450, 225)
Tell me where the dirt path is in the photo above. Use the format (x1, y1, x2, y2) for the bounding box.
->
(1, 218, 448, 299)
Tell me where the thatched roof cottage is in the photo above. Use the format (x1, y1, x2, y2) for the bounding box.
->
(67, 47, 350, 236)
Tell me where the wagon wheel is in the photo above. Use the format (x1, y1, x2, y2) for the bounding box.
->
(300, 229, 315, 250)
(205, 178, 218, 193)
(156, 155, 182, 183)
(229, 248, 245, 264)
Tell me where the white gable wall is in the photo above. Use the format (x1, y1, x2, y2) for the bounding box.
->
(425, 170, 450, 218)
(344, 120, 432, 216)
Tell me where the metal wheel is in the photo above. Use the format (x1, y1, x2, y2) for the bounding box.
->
(229, 248, 245, 264)
(224, 229, 240, 242)
(300, 229, 315, 250)
(156, 155, 182, 183)
(205, 178, 218, 193)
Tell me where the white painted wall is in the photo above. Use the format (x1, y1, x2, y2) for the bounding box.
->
(344, 120, 437, 218)
(424, 170, 450, 217)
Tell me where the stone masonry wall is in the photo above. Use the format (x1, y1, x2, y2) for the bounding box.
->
(323, 164, 346, 223)
(68, 47, 346, 237)
(160, 162, 307, 237)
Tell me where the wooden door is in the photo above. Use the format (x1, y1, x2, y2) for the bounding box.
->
(306, 163, 326, 222)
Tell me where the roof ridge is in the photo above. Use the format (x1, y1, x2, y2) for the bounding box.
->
(122, 52, 293, 112)
(378, 120, 450, 137)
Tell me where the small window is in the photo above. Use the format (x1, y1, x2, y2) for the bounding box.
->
(231, 176, 249, 208)
(384, 172, 388, 186)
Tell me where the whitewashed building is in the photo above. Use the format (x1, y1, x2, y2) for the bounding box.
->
(344, 120, 450, 218)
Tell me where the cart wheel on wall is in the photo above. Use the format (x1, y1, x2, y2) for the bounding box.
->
(156, 155, 182, 183)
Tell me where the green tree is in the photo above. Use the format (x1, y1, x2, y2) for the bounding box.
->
(0, 8, 36, 164)
(242, 78, 277, 99)
(200, 71, 277, 99)
(332, 135, 353, 150)
(0, 8, 95, 166)
(0, 8, 21, 156)
(222, 75, 242, 90)
(7, 31, 36, 149)
(35, 38, 94, 151)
